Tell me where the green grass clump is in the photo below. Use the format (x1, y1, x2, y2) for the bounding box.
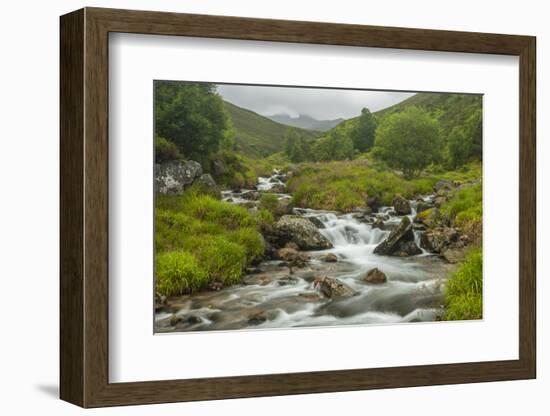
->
(440, 182, 482, 229)
(258, 193, 279, 214)
(156, 251, 207, 296)
(155, 191, 265, 296)
(444, 248, 483, 321)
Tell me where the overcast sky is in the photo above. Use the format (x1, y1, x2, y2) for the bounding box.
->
(216, 84, 415, 120)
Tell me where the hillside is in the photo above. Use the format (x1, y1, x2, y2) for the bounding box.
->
(330, 92, 482, 140)
(268, 113, 344, 132)
(224, 101, 320, 158)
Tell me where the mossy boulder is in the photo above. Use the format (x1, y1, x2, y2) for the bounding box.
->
(392, 195, 412, 215)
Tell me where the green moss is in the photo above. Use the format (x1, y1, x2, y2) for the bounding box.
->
(444, 248, 483, 321)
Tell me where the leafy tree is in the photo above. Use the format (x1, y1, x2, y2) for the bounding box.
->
(445, 108, 482, 168)
(154, 81, 228, 163)
(465, 108, 482, 160)
(155, 136, 181, 163)
(350, 107, 377, 152)
(312, 130, 355, 161)
(373, 106, 442, 178)
(284, 129, 310, 162)
(446, 127, 472, 169)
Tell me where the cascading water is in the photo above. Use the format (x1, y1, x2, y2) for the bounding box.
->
(156, 170, 452, 332)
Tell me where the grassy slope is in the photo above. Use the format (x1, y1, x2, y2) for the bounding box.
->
(224, 101, 320, 158)
(330, 92, 482, 140)
(155, 186, 272, 296)
(287, 158, 482, 212)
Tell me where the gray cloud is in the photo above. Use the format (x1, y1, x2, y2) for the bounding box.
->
(216, 84, 415, 120)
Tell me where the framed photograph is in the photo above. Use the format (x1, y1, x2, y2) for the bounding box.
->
(60, 7, 536, 408)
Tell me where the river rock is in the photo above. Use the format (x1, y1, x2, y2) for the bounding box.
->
(306, 216, 326, 229)
(320, 253, 338, 263)
(392, 195, 412, 215)
(392, 240, 422, 257)
(433, 179, 454, 193)
(416, 200, 433, 214)
(314, 276, 357, 299)
(414, 208, 448, 229)
(373, 216, 414, 255)
(154, 292, 167, 311)
(240, 190, 260, 200)
(441, 247, 467, 264)
(276, 247, 310, 272)
(270, 215, 333, 250)
(420, 227, 459, 253)
(366, 196, 381, 213)
(274, 197, 294, 216)
(195, 173, 221, 198)
(363, 268, 387, 284)
(154, 160, 202, 195)
(265, 183, 286, 193)
(371, 218, 387, 230)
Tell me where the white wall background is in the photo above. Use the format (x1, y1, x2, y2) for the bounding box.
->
(0, 0, 545, 414)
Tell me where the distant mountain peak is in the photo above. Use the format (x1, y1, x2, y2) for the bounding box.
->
(267, 113, 345, 132)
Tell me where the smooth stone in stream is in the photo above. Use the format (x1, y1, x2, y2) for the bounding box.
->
(320, 253, 338, 263)
(363, 268, 387, 284)
(314, 276, 358, 299)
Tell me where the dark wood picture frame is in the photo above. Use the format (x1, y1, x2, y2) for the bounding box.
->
(60, 7, 536, 408)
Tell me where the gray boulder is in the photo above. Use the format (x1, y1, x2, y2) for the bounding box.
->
(392, 240, 422, 257)
(433, 179, 454, 193)
(240, 190, 260, 200)
(265, 183, 286, 193)
(420, 227, 459, 253)
(306, 216, 326, 229)
(155, 160, 202, 195)
(273, 198, 294, 217)
(373, 216, 414, 255)
(271, 215, 333, 250)
(392, 195, 412, 215)
(195, 173, 221, 198)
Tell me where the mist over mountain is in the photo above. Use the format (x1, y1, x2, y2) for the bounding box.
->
(268, 113, 345, 132)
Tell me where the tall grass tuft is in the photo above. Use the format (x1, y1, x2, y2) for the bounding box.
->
(444, 248, 483, 321)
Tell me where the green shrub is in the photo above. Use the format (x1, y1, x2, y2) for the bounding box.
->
(444, 248, 483, 321)
(155, 136, 181, 163)
(182, 235, 247, 285)
(156, 251, 207, 295)
(229, 227, 266, 263)
(259, 193, 279, 214)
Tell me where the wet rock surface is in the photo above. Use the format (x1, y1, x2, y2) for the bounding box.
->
(373, 216, 415, 255)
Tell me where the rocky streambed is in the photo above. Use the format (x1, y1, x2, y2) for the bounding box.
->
(155, 170, 468, 333)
